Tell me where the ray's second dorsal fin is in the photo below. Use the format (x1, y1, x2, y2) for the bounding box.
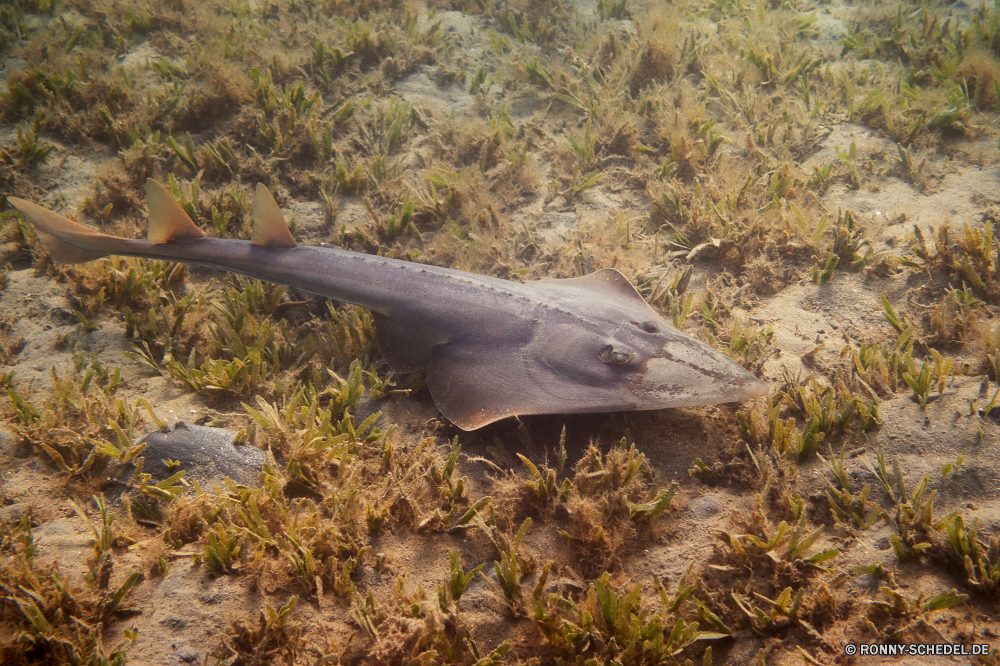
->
(252, 184, 296, 248)
(146, 179, 205, 243)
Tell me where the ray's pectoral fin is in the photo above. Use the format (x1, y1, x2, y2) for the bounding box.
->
(424, 342, 542, 430)
(422, 318, 642, 430)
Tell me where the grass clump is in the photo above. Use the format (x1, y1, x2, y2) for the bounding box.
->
(0, 517, 140, 665)
(906, 222, 1000, 304)
(504, 440, 678, 577)
(719, 508, 839, 578)
(533, 569, 728, 663)
(438, 550, 485, 614)
(224, 595, 304, 665)
(346, 573, 512, 665)
(707, 488, 841, 638)
(0, 124, 52, 169)
(629, 40, 676, 98)
(480, 517, 533, 615)
(736, 375, 878, 466)
(4, 353, 153, 477)
(862, 451, 937, 563)
(939, 513, 1000, 597)
(822, 448, 885, 532)
(67, 256, 189, 331)
(155, 375, 387, 598)
(118, 270, 377, 402)
(867, 587, 968, 641)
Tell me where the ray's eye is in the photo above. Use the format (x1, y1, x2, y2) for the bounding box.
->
(599, 345, 632, 364)
(611, 351, 631, 364)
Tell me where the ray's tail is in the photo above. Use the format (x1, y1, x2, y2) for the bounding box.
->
(9, 179, 295, 264)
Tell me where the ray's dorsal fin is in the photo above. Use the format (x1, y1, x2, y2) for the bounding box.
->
(251, 184, 296, 248)
(146, 179, 205, 243)
(572, 268, 648, 302)
(534, 268, 656, 311)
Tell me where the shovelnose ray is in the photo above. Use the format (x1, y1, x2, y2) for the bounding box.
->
(9, 180, 767, 430)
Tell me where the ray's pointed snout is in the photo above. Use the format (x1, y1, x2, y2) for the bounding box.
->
(635, 336, 769, 409)
(728, 370, 769, 402)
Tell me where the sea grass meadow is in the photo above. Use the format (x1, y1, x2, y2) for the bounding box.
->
(1, 0, 1000, 663)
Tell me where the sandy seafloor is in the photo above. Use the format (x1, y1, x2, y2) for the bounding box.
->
(2, 0, 1000, 664)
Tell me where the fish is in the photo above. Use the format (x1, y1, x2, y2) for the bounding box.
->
(9, 180, 767, 430)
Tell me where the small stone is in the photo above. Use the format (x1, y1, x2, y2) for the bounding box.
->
(130, 423, 265, 489)
(689, 495, 721, 520)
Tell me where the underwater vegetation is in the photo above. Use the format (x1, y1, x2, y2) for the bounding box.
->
(0, 0, 1000, 663)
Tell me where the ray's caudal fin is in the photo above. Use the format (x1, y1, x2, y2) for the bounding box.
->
(10, 180, 767, 430)
(8, 195, 123, 264)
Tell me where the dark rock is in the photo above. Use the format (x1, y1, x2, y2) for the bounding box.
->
(689, 494, 722, 520)
(176, 648, 200, 664)
(160, 617, 188, 630)
(0, 503, 28, 524)
(135, 422, 265, 489)
(48, 305, 78, 326)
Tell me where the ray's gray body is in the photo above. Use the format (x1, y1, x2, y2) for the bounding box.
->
(57, 232, 765, 429)
(10, 185, 766, 429)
